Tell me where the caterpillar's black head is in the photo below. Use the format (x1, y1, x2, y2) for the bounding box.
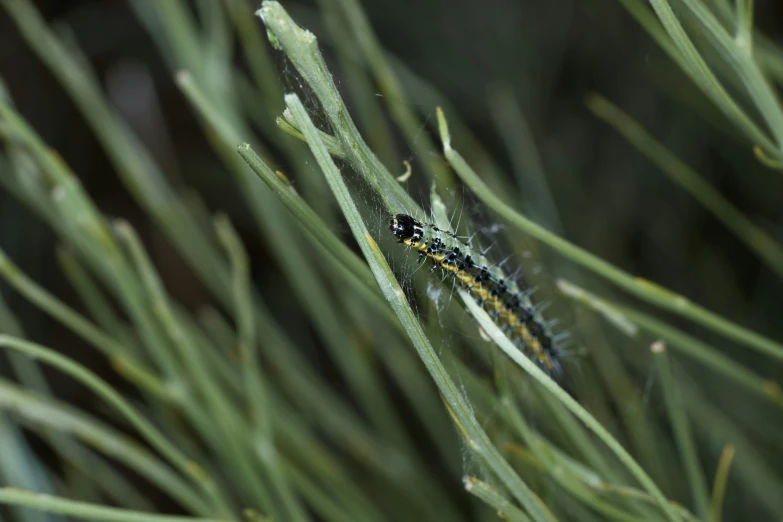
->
(389, 214, 420, 241)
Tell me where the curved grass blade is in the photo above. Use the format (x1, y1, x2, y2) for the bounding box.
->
(453, 295, 682, 522)
(284, 91, 557, 522)
(435, 107, 783, 363)
(587, 93, 783, 280)
(651, 343, 710, 519)
(0, 335, 233, 519)
(0, 379, 210, 516)
(0, 488, 228, 522)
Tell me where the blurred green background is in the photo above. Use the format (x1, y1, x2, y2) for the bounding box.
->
(2, 1, 783, 521)
(4, 0, 783, 340)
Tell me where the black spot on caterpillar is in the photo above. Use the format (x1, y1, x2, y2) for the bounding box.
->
(389, 213, 562, 377)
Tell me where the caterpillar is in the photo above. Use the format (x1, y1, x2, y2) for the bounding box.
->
(389, 213, 562, 376)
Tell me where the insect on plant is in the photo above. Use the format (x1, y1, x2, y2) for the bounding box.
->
(389, 212, 566, 378)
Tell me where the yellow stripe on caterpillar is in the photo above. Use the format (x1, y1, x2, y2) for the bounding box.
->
(389, 213, 559, 375)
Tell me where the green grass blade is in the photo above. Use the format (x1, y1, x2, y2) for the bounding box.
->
(0, 335, 231, 519)
(0, 415, 59, 522)
(326, 0, 455, 192)
(618, 305, 783, 408)
(587, 93, 783, 280)
(0, 379, 209, 515)
(643, 0, 781, 161)
(213, 215, 309, 522)
(114, 221, 275, 517)
(457, 294, 682, 522)
(175, 70, 447, 515)
(0, 488, 228, 522)
(677, 0, 783, 157)
(684, 382, 783, 516)
(1, 0, 235, 304)
(559, 278, 783, 408)
(435, 107, 783, 363)
(0, 250, 166, 396)
(284, 90, 556, 522)
(488, 85, 562, 232)
(651, 343, 710, 519)
(464, 477, 531, 522)
(708, 445, 735, 522)
(257, 1, 414, 214)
